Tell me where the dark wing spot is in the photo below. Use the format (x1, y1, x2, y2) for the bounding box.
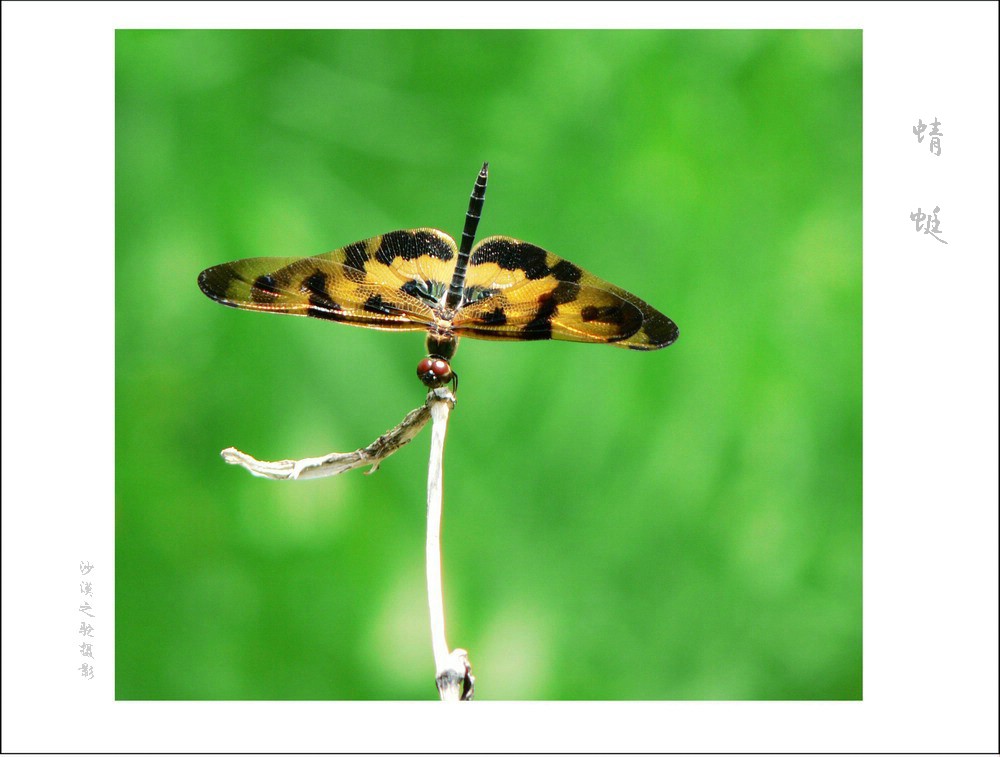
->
(363, 294, 397, 316)
(199, 265, 235, 303)
(302, 271, 341, 312)
(302, 271, 327, 294)
(542, 260, 583, 303)
(581, 302, 644, 339)
(549, 259, 582, 283)
(550, 280, 580, 305)
(343, 241, 369, 271)
(506, 242, 549, 280)
(472, 239, 550, 280)
(374, 238, 396, 266)
(250, 273, 281, 303)
(416, 231, 455, 261)
(522, 292, 558, 340)
(253, 274, 279, 294)
(641, 311, 680, 347)
(375, 230, 454, 265)
(581, 304, 606, 322)
(581, 304, 626, 324)
(477, 307, 507, 326)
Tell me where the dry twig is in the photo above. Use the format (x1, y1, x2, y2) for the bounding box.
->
(219, 386, 473, 700)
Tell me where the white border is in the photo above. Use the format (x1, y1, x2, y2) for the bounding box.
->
(2, 1, 997, 753)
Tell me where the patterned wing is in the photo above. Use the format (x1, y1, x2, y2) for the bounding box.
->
(198, 229, 458, 332)
(452, 236, 678, 349)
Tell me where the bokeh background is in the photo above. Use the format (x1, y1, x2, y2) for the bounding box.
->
(116, 29, 861, 700)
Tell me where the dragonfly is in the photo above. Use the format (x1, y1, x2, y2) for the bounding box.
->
(198, 163, 679, 389)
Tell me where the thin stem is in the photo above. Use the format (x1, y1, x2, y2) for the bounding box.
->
(425, 391, 474, 701)
(426, 398, 451, 675)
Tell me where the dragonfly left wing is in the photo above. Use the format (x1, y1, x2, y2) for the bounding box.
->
(198, 229, 459, 332)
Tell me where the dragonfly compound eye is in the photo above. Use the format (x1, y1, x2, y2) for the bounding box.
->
(417, 357, 453, 388)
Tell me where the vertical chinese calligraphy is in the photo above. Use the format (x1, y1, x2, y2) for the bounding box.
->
(913, 116, 944, 156)
(78, 560, 95, 680)
(909, 116, 949, 244)
(909, 206, 948, 244)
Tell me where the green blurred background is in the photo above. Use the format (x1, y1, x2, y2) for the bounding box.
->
(116, 30, 861, 700)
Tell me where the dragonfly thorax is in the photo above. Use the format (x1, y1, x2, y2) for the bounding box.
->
(426, 328, 458, 361)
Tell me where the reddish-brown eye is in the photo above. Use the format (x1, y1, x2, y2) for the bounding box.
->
(417, 357, 453, 388)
